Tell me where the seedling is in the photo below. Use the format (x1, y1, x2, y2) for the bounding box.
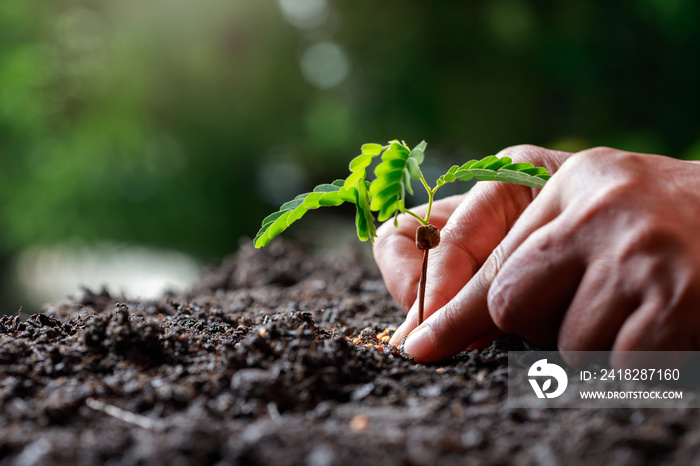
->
(254, 140, 550, 325)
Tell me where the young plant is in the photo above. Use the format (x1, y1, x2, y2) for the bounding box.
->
(254, 140, 550, 326)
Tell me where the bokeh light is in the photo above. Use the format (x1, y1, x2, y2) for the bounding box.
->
(300, 41, 350, 89)
(278, 0, 329, 30)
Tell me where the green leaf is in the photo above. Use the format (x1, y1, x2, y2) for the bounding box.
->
(403, 168, 414, 195)
(361, 143, 383, 156)
(370, 170, 403, 195)
(354, 180, 377, 242)
(344, 153, 372, 189)
(374, 157, 407, 177)
(389, 141, 410, 154)
(349, 153, 373, 172)
(369, 155, 406, 220)
(369, 140, 427, 221)
(409, 140, 427, 164)
(488, 169, 550, 188)
(255, 135, 394, 248)
(435, 156, 551, 190)
(470, 155, 499, 168)
(380, 148, 408, 162)
(254, 180, 353, 248)
(344, 143, 385, 190)
(406, 157, 421, 180)
(436, 165, 459, 186)
(277, 195, 299, 211)
(484, 156, 512, 170)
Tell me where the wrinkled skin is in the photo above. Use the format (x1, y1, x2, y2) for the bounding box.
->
(375, 145, 700, 367)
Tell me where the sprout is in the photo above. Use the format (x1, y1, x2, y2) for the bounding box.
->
(254, 140, 550, 326)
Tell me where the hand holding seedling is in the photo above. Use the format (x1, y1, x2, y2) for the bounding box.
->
(379, 145, 700, 367)
(254, 139, 550, 334)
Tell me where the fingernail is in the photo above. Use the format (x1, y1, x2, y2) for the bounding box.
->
(403, 326, 434, 360)
(390, 301, 418, 346)
(390, 320, 409, 346)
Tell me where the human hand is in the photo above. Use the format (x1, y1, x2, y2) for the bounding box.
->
(376, 146, 700, 367)
(375, 145, 571, 351)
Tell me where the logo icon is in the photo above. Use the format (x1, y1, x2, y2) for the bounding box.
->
(528, 359, 568, 399)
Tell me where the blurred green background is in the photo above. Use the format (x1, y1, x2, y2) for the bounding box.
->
(2, 0, 700, 314)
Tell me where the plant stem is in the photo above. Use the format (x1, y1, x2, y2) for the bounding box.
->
(419, 175, 435, 224)
(415, 174, 438, 326)
(402, 208, 428, 225)
(418, 248, 429, 325)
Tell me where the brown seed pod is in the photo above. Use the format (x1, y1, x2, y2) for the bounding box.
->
(415, 224, 441, 250)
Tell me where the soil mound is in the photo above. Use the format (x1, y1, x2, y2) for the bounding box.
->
(1, 241, 697, 465)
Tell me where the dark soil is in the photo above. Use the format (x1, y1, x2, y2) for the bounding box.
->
(1, 240, 699, 465)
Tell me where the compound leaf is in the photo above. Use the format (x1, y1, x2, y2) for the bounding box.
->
(436, 155, 550, 189)
(255, 140, 550, 250)
(369, 141, 426, 221)
(254, 179, 353, 248)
